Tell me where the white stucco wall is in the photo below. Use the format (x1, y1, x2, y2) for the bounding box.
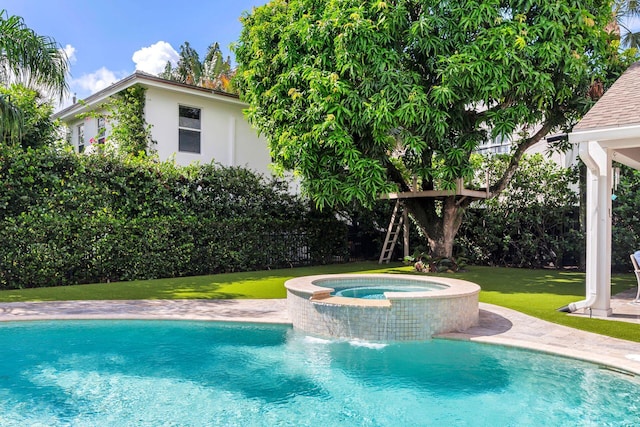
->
(143, 86, 271, 175)
(65, 115, 111, 152)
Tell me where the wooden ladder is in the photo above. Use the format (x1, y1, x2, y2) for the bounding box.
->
(378, 200, 405, 264)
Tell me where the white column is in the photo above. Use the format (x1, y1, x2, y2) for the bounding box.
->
(584, 156, 598, 308)
(581, 141, 612, 317)
(593, 144, 612, 316)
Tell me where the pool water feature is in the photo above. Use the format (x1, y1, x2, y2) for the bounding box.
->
(285, 274, 480, 340)
(1, 320, 638, 426)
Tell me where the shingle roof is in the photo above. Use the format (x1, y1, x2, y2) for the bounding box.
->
(573, 61, 640, 131)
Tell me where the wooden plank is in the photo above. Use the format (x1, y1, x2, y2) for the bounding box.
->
(381, 189, 489, 200)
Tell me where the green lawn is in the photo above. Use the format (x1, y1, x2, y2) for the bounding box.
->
(0, 262, 637, 342)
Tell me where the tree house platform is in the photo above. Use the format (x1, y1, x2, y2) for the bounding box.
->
(381, 179, 490, 202)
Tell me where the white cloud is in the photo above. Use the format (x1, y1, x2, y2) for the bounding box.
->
(52, 66, 123, 112)
(132, 41, 179, 75)
(72, 66, 121, 94)
(62, 44, 77, 64)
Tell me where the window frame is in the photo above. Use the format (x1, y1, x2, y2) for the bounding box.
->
(77, 123, 85, 153)
(97, 117, 106, 144)
(178, 105, 202, 154)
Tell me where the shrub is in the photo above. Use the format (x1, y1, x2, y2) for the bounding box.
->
(456, 154, 583, 268)
(611, 166, 640, 272)
(0, 146, 347, 289)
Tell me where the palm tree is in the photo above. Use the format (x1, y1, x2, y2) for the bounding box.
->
(615, 0, 640, 49)
(159, 41, 235, 93)
(0, 9, 68, 141)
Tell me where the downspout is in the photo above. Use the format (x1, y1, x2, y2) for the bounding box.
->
(559, 141, 603, 313)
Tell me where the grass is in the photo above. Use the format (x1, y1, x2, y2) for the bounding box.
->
(0, 262, 638, 342)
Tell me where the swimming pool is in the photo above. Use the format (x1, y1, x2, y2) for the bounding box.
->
(1, 320, 639, 425)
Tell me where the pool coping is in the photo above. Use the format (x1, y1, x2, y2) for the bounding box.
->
(285, 273, 481, 302)
(1, 298, 639, 376)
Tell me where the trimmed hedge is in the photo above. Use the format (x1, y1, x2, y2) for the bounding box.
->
(456, 154, 583, 269)
(0, 145, 347, 289)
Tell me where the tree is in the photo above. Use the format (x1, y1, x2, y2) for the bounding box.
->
(0, 10, 68, 141)
(614, 0, 640, 49)
(0, 84, 58, 149)
(175, 41, 202, 85)
(235, 0, 632, 258)
(159, 41, 234, 92)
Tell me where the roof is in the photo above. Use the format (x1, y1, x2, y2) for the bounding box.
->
(569, 61, 640, 171)
(573, 61, 640, 131)
(53, 71, 244, 121)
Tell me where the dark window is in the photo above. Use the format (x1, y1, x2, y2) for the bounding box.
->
(178, 106, 201, 153)
(179, 129, 201, 153)
(77, 123, 85, 153)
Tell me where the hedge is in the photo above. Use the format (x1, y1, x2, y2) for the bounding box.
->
(0, 145, 348, 289)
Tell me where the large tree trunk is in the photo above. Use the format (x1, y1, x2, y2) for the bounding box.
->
(404, 196, 466, 258)
(388, 120, 555, 259)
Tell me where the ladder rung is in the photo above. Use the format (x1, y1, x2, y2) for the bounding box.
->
(379, 200, 406, 264)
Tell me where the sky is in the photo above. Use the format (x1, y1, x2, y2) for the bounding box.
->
(4, 0, 268, 108)
(4, 0, 640, 110)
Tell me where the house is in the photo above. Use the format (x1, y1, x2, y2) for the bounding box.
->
(475, 128, 578, 169)
(53, 72, 272, 176)
(567, 61, 640, 317)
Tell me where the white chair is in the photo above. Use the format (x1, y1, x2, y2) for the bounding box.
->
(629, 254, 640, 303)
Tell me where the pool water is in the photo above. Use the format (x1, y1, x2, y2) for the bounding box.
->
(332, 284, 446, 299)
(1, 321, 639, 426)
(326, 278, 448, 300)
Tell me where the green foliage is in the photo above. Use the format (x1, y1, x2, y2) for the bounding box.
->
(235, 0, 627, 207)
(457, 154, 582, 268)
(106, 84, 155, 157)
(0, 145, 348, 289)
(0, 9, 68, 140)
(614, 0, 640, 49)
(404, 249, 467, 273)
(611, 165, 640, 271)
(77, 84, 154, 158)
(0, 84, 59, 149)
(234, 0, 632, 257)
(159, 41, 235, 93)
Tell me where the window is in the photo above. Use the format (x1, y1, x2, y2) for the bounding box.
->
(178, 106, 201, 153)
(97, 117, 106, 144)
(77, 123, 85, 153)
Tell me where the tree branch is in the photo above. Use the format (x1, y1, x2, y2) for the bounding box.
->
(385, 159, 411, 192)
(488, 120, 555, 197)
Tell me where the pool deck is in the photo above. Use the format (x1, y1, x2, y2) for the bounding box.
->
(1, 290, 639, 376)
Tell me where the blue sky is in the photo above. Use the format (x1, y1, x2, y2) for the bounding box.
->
(4, 1, 640, 109)
(4, 0, 268, 106)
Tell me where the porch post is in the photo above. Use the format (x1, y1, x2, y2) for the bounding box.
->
(581, 141, 613, 317)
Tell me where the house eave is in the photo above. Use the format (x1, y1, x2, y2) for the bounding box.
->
(569, 123, 640, 147)
(53, 72, 246, 122)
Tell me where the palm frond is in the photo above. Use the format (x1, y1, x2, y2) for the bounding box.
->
(0, 93, 23, 143)
(622, 30, 640, 49)
(0, 9, 69, 100)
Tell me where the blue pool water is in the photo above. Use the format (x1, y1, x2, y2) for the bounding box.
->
(333, 284, 445, 299)
(328, 278, 448, 299)
(1, 320, 639, 426)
